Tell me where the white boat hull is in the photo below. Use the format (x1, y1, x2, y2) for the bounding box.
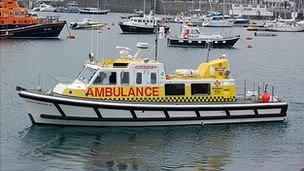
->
(202, 20, 234, 27)
(18, 89, 288, 127)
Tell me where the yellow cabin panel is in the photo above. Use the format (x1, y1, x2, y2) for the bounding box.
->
(62, 84, 236, 103)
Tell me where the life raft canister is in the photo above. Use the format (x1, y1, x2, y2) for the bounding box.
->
(261, 84, 270, 103)
(261, 91, 270, 103)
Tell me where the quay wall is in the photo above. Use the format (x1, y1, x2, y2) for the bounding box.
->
(73, 0, 234, 15)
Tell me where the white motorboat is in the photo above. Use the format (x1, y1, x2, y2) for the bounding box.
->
(119, 11, 170, 34)
(16, 43, 288, 127)
(264, 21, 304, 32)
(202, 12, 234, 27)
(31, 3, 56, 12)
(70, 18, 107, 30)
(167, 24, 240, 48)
(79, 7, 109, 15)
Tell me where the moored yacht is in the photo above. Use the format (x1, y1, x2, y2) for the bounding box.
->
(264, 20, 304, 32)
(79, 7, 109, 15)
(119, 12, 170, 34)
(202, 12, 234, 27)
(16, 43, 287, 126)
(167, 25, 240, 48)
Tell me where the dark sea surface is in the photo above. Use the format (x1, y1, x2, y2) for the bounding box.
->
(0, 12, 303, 171)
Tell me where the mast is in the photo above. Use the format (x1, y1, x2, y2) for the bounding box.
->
(143, 0, 146, 14)
(154, 23, 158, 61)
(154, 0, 158, 61)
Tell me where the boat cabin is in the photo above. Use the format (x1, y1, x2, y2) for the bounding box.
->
(128, 16, 156, 26)
(0, 0, 38, 28)
(179, 25, 223, 39)
(53, 43, 237, 103)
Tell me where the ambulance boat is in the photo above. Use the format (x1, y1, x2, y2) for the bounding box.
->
(16, 43, 288, 126)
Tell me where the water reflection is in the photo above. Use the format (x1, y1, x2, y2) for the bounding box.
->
(19, 123, 287, 170)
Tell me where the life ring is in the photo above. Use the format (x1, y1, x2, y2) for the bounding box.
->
(183, 33, 189, 39)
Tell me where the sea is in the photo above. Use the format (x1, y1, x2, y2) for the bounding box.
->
(0, 12, 303, 171)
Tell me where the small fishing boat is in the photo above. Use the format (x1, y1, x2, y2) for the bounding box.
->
(119, 11, 170, 34)
(233, 17, 250, 27)
(167, 25, 240, 48)
(254, 32, 277, 37)
(79, 7, 109, 15)
(70, 18, 107, 30)
(16, 42, 288, 126)
(0, 0, 65, 38)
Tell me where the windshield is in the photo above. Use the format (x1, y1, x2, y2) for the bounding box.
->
(77, 67, 97, 84)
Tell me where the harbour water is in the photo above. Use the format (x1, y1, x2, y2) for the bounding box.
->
(0, 13, 303, 170)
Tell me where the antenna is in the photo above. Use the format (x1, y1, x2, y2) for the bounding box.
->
(206, 40, 212, 62)
(154, 21, 158, 61)
(96, 30, 99, 59)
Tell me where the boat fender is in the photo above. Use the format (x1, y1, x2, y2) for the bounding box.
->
(261, 84, 270, 103)
(183, 33, 189, 39)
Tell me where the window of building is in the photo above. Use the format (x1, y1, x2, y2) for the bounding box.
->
(136, 72, 142, 84)
(165, 84, 185, 96)
(120, 72, 129, 84)
(150, 72, 157, 84)
(191, 83, 210, 95)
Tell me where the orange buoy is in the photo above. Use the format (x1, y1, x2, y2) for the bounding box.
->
(261, 92, 270, 103)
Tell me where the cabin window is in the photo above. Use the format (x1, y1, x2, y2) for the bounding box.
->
(235, 4, 240, 7)
(136, 72, 142, 84)
(78, 67, 97, 84)
(190, 29, 199, 34)
(252, 5, 257, 8)
(120, 72, 129, 84)
(165, 84, 185, 96)
(243, 5, 248, 7)
(260, 5, 265, 8)
(191, 83, 210, 95)
(93, 71, 117, 85)
(134, 19, 138, 22)
(150, 73, 157, 84)
(138, 19, 142, 22)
